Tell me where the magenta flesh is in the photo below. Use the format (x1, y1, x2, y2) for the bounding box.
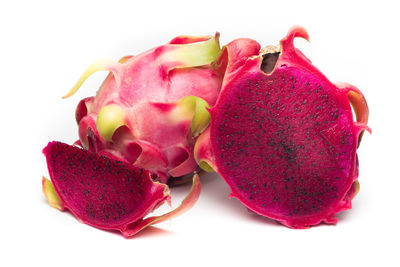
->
(43, 141, 169, 233)
(198, 26, 370, 228)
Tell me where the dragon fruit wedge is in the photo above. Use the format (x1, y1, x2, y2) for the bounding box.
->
(194, 26, 371, 228)
(64, 34, 222, 183)
(43, 141, 200, 237)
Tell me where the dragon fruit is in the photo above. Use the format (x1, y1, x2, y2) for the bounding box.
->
(43, 141, 200, 237)
(43, 34, 220, 236)
(64, 34, 222, 183)
(194, 26, 370, 228)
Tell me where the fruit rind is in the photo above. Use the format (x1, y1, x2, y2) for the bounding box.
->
(122, 173, 201, 237)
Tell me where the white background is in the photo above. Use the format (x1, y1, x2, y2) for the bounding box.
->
(1, 0, 399, 266)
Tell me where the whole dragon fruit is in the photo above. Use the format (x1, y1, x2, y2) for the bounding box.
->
(43, 34, 221, 236)
(194, 26, 370, 228)
(65, 34, 222, 183)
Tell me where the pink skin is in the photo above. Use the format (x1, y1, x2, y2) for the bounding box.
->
(42, 35, 216, 236)
(75, 35, 223, 183)
(43, 141, 201, 237)
(195, 26, 370, 228)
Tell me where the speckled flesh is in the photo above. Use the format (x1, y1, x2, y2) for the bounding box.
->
(43, 141, 169, 233)
(198, 26, 370, 228)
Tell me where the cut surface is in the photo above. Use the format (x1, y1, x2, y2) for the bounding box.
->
(43, 141, 168, 230)
(211, 66, 356, 226)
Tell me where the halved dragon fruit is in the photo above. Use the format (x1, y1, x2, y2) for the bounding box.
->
(195, 26, 370, 228)
(65, 34, 222, 183)
(43, 141, 200, 237)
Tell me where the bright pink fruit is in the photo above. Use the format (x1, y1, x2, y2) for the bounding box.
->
(42, 34, 218, 237)
(195, 26, 370, 228)
(43, 141, 200, 237)
(65, 34, 222, 183)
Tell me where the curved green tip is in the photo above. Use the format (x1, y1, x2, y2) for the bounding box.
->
(63, 59, 118, 99)
(191, 97, 211, 137)
(96, 104, 126, 141)
(42, 177, 63, 211)
(163, 34, 221, 68)
(198, 160, 214, 172)
(177, 96, 211, 137)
